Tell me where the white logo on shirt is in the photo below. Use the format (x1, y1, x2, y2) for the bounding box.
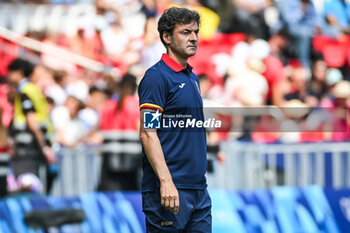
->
(22, 100, 33, 109)
(179, 83, 185, 88)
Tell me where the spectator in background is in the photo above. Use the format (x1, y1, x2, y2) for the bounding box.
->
(65, 74, 89, 105)
(263, 29, 289, 106)
(92, 18, 108, 64)
(32, 66, 65, 113)
(226, 27, 270, 107)
(306, 59, 328, 104)
(99, 73, 139, 131)
(45, 70, 68, 106)
(233, 0, 268, 39)
(225, 57, 269, 140)
(225, 58, 268, 107)
(101, 11, 130, 60)
(185, 0, 220, 40)
(100, 11, 140, 68)
(0, 106, 9, 153)
(141, 17, 166, 69)
(69, 19, 95, 59)
(141, 0, 158, 18)
(0, 106, 9, 197)
(284, 65, 318, 107)
(95, 0, 109, 15)
(198, 73, 213, 101)
(7, 59, 56, 193)
(0, 78, 13, 129)
(230, 26, 270, 72)
(155, 0, 173, 14)
(78, 86, 109, 144)
(264, 0, 280, 31)
(198, 74, 226, 166)
(330, 80, 350, 141)
(277, 0, 322, 67)
(30, 65, 54, 94)
(214, 0, 237, 33)
(51, 95, 85, 147)
(99, 73, 140, 191)
(323, 0, 350, 37)
(279, 99, 312, 142)
(117, 0, 147, 40)
(323, 68, 344, 106)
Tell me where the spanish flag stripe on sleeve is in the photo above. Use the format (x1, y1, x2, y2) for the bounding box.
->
(140, 103, 163, 112)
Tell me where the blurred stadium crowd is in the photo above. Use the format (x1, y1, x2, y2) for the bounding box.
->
(0, 0, 350, 194)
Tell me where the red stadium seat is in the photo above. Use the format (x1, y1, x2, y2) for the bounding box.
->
(189, 33, 245, 83)
(313, 35, 350, 68)
(0, 37, 20, 76)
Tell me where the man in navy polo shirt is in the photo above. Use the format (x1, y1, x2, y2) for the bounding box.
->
(138, 7, 211, 233)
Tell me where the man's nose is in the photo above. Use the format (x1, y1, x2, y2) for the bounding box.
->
(189, 32, 198, 41)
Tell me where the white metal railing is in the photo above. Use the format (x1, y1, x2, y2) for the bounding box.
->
(51, 131, 143, 196)
(47, 141, 350, 196)
(50, 146, 101, 197)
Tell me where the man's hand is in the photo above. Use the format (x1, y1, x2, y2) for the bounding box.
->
(42, 146, 57, 165)
(160, 179, 179, 214)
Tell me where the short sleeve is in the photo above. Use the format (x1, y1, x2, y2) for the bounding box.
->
(138, 69, 167, 112)
(51, 106, 70, 129)
(20, 93, 35, 115)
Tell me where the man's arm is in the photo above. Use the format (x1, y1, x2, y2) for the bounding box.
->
(139, 108, 179, 214)
(233, 0, 260, 14)
(20, 93, 56, 164)
(0, 108, 9, 150)
(26, 113, 56, 164)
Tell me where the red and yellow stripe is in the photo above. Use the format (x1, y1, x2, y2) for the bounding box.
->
(139, 103, 163, 112)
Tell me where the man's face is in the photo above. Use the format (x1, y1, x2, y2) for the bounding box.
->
(7, 71, 23, 85)
(66, 96, 81, 118)
(166, 21, 199, 59)
(89, 91, 108, 110)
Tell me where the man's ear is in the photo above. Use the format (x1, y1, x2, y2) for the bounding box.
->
(163, 31, 172, 45)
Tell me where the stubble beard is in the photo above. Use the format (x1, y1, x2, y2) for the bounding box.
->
(170, 36, 197, 58)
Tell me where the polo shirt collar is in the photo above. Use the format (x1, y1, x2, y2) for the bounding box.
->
(18, 78, 29, 91)
(161, 54, 192, 72)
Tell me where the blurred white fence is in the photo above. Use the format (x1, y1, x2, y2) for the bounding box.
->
(51, 130, 142, 196)
(207, 141, 350, 190)
(51, 146, 101, 196)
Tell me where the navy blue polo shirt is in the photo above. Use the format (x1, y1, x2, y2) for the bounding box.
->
(138, 54, 207, 192)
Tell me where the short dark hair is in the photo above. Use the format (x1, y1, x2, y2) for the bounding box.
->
(158, 7, 200, 46)
(120, 73, 137, 94)
(198, 73, 209, 81)
(8, 58, 34, 77)
(89, 85, 111, 97)
(117, 73, 137, 110)
(53, 69, 67, 84)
